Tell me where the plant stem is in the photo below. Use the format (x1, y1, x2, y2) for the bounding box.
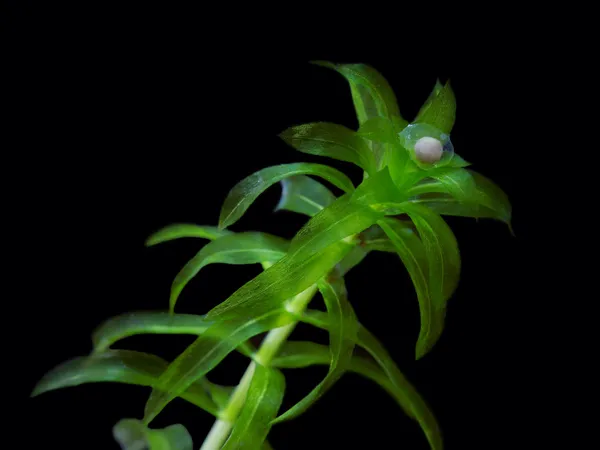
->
(199, 284, 319, 450)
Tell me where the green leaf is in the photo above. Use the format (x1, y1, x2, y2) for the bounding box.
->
(399, 204, 461, 357)
(204, 239, 354, 322)
(272, 268, 357, 423)
(350, 167, 406, 212)
(414, 79, 443, 123)
(31, 350, 220, 417)
(91, 311, 255, 358)
(378, 217, 436, 358)
(223, 364, 285, 450)
(278, 122, 377, 174)
(144, 310, 294, 424)
(145, 224, 232, 246)
(113, 418, 193, 450)
(169, 232, 289, 312)
(310, 61, 403, 125)
(310, 61, 408, 170)
(413, 80, 456, 135)
(288, 193, 384, 259)
(409, 170, 512, 229)
(219, 163, 354, 229)
(299, 311, 443, 450)
(359, 222, 415, 253)
(337, 245, 369, 275)
(202, 380, 234, 411)
(275, 175, 336, 217)
(356, 116, 400, 144)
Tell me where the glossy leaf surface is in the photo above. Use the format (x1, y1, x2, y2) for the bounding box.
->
(144, 311, 294, 424)
(279, 122, 376, 173)
(219, 163, 354, 229)
(169, 232, 289, 312)
(223, 364, 285, 449)
(91, 312, 254, 358)
(300, 310, 442, 450)
(273, 268, 357, 423)
(31, 350, 219, 417)
(413, 80, 456, 135)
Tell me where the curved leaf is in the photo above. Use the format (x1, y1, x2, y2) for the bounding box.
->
(91, 311, 254, 358)
(310, 61, 408, 170)
(378, 217, 435, 359)
(113, 418, 192, 450)
(413, 80, 456, 135)
(279, 122, 376, 173)
(31, 350, 219, 417)
(299, 310, 443, 450)
(288, 193, 384, 259)
(311, 61, 403, 125)
(170, 232, 289, 312)
(144, 310, 294, 424)
(414, 79, 443, 123)
(272, 268, 357, 423)
(145, 224, 232, 247)
(408, 170, 512, 230)
(223, 364, 285, 450)
(397, 204, 461, 358)
(219, 163, 354, 229)
(275, 175, 336, 217)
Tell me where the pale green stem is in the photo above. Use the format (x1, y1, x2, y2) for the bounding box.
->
(199, 284, 319, 450)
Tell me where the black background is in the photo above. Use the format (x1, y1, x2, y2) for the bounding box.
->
(6, 3, 542, 450)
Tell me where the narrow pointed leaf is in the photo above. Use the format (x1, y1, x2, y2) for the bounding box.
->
(170, 232, 289, 312)
(408, 170, 512, 228)
(272, 268, 357, 423)
(203, 381, 234, 411)
(113, 418, 192, 450)
(310, 61, 402, 125)
(414, 79, 443, 123)
(31, 350, 219, 417)
(91, 311, 254, 358)
(145, 224, 232, 247)
(337, 245, 369, 275)
(219, 163, 354, 229)
(399, 204, 461, 357)
(204, 239, 354, 322)
(223, 364, 285, 450)
(413, 80, 456, 135)
(144, 310, 294, 424)
(275, 175, 336, 217)
(378, 217, 436, 359)
(279, 122, 376, 173)
(299, 310, 443, 450)
(288, 193, 384, 259)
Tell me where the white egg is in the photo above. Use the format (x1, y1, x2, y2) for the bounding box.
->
(414, 136, 443, 163)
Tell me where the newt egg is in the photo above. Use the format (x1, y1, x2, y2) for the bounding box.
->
(414, 137, 443, 163)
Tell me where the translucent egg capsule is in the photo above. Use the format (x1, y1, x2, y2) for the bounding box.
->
(398, 123, 455, 168)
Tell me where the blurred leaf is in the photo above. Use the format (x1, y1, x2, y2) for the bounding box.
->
(272, 268, 357, 423)
(357, 116, 400, 144)
(299, 310, 443, 450)
(398, 204, 461, 358)
(31, 350, 219, 417)
(202, 381, 234, 412)
(113, 418, 192, 450)
(275, 175, 336, 217)
(169, 232, 289, 312)
(351, 167, 406, 211)
(91, 311, 254, 358)
(279, 122, 376, 173)
(337, 245, 369, 275)
(223, 364, 285, 450)
(413, 80, 456, 135)
(145, 224, 232, 246)
(219, 163, 354, 229)
(144, 311, 294, 424)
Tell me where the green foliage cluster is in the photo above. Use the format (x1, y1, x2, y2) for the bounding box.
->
(31, 61, 511, 450)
